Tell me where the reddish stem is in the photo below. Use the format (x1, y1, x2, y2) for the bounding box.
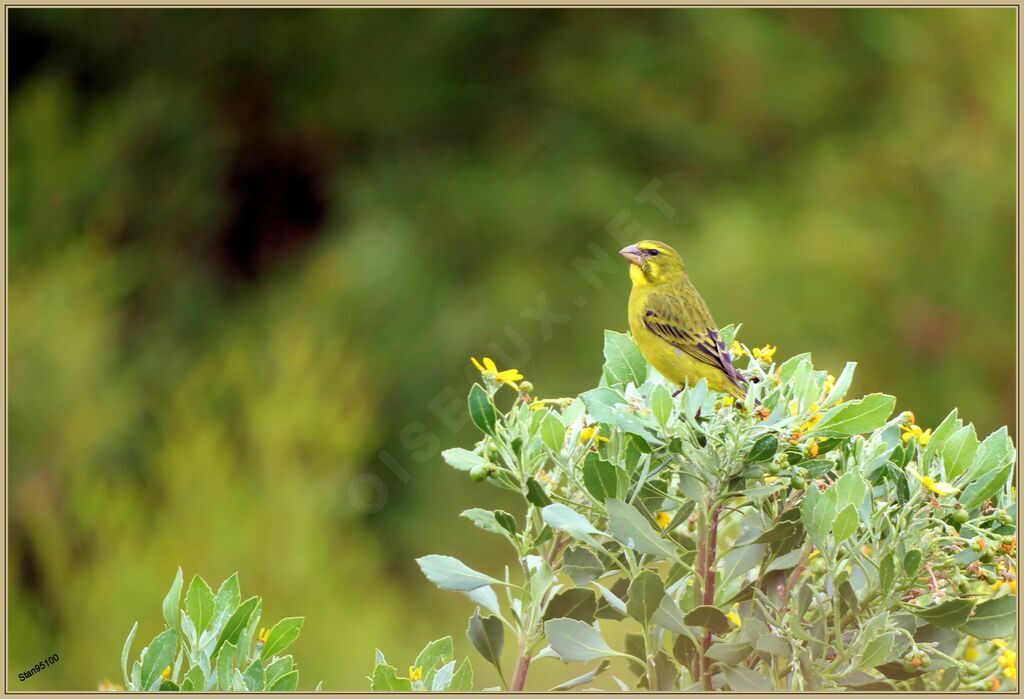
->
(511, 650, 531, 691)
(700, 503, 723, 690)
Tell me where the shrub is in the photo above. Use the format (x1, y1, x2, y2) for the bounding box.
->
(373, 328, 1017, 691)
(119, 569, 312, 691)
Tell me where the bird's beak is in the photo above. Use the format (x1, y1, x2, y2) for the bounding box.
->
(619, 244, 644, 266)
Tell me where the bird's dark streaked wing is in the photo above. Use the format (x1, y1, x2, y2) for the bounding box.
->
(641, 290, 744, 388)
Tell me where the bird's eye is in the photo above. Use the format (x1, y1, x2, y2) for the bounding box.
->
(647, 249, 659, 256)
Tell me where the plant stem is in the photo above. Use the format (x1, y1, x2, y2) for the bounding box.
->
(700, 501, 723, 691)
(510, 647, 531, 692)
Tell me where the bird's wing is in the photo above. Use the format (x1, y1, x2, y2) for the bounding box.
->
(641, 288, 745, 388)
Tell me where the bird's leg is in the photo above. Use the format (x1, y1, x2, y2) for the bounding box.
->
(672, 387, 683, 398)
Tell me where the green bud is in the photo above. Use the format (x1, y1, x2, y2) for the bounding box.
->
(518, 380, 534, 394)
(961, 663, 980, 678)
(951, 509, 969, 526)
(766, 461, 780, 476)
(791, 475, 807, 490)
(469, 464, 489, 482)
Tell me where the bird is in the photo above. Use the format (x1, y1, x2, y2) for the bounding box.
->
(619, 240, 746, 400)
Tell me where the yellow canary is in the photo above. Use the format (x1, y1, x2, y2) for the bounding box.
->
(620, 240, 746, 399)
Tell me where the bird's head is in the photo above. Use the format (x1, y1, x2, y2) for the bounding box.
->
(619, 240, 686, 286)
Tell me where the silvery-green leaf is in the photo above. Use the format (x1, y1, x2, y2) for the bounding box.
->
(242, 659, 264, 692)
(723, 665, 770, 691)
(859, 631, 894, 669)
(821, 362, 856, 408)
(541, 504, 602, 544)
(183, 665, 206, 692)
(941, 423, 979, 481)
(431, 660, 456, 691)
(549, 659, 611, 691)
(650, 384, 673, 429)
(603, 330, 647, 387)
(765, 548, 803, 573)
(544, 619, 620, 662)
(141, 628, 178, 691)
(414, 637, 454, 676)
(162, 567, 184, 632)
(652, 594, 688, 634)
(216, 640, 237, 690)
(179, 610, 197, 649)
(265, 656, 293, 687)
(467, 609, 505, 679)
(543, 588, 597, 623)
(539, 410, 566, 451)
(268, 669, 298, 691)
(812, 394, 896, 436)
(683, 379, 708, 419)
(835, 470, 867, 510)
(213, 595, 259, 658)
(626, 571, 664, 625)
(261, 617, 304, 660)
(443, 448, 485, 472)
(462, 585, 501, 616)
(185, 574, 215, 635)
(449, 658, 474, 692)
(606, 499, 675, 558)
(910, 599, 974, 629)
(958, 596, 1015, 640)
(683, 605, 730, 635)
(416, 555, 503, 592)
(121, 621, 138, 688)
(962, 427, 1014, 484)
(212, 574, 241, 635)
(562, 547, 603, 586)
(461, 509, 511, 538)
(593, 582, 627, 616)
(960, 463, 1013, 510)
(833, 504, 859, 542)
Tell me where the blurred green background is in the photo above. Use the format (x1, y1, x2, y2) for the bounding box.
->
(8, 7, 1015, 690)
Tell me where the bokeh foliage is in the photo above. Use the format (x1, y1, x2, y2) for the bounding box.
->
(8, 7, 1015, 689)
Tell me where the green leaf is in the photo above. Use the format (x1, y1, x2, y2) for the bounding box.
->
(683, 605, 730, 635)
(722, 665, 771, 691)
(140, 628, 178, 691)
(442, 448, 485, 472)
(812, 394, 896, 436)
(213, 573, 241, 630)
(416, 554, 503, 592)
(833, 503, 859, 542)
(911, 599, 975, 629)
(261, 617, 304, 660)
(549, 658, 611, 691)
(765, 547, 803, 573)
(835, 471, 868, 510)
(541, 503, 602, 544)
(449, 658, 474, 692)
(242, 659, 264, 692)
(705, 641, 753, 665)
(941, 424, 979, 481)
(958, 595, 1016, 640)
(265, 656, 293, 687)
(924, 409, 960, 466)
(158, 680, 179, 691)
(652, 594, 689, 634)
(544, 618, 620, 662)
(959, 463, 1013, 510)
(582, 454, 623, 502)
(213, 596, 260, 659)
(467, 609, 505, 678)
(494, 510, 517, 537)
(430, 660, 456, 691)
(753, 519, 802, 544)
(267, 669, 299, 691)
(746, 434, 778, 462)
(525, 477, 553, 507)
(822, 362, 856, 408)
(606, 498, 675, 558)
(543, 588, 597, 623)
(879, 553, 895, 592)
(859, 631, 895, 669)
(185, 575, 215, 635)
(539, 410, 566, 451)
(468, 384, 497, 436)
(902, 549, 923, 577)
(369, 663, 411, 691)
(162, 567, 184, 632)
(461, 508, 512, 539)
(216, 640, 237, 690)
(800, 484, 835, 547)
(962, 427, 1014, 484)
(563, 547, 603, 586)
(626, 571, 664, 626)
(121, 622, 138, 688)
(414, 636, 454, 676)
(182, 665, 205, 692)
(603, 330, 647, 387)
(650, 384, 673, 428)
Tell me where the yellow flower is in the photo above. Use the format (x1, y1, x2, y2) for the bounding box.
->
(822, 374, 836, 395)
(529, 397, 545, 411)
(719, 395, 735, 408)
(161, 666, 172, 681)
(801, 404, 822, 433)
(655, 511, 672, 530)
(789, 400, 800, 417)
(752, 344, 777, 363)
(729, 340, 746, 358)
(998, 649, 1016, 668)
(409, 666, 423, 682)
(1004, 666, 1016, 681)
(471, 357, 523, 389)
(578, 426, 609, 444)
(901, 423, 932, 446)
(907, 464, 959, 496)
(965, 643, 979, 662)
(726, 605, 742, 627)
(258, 627, 269, 644)
(808, 549, 820, 560)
